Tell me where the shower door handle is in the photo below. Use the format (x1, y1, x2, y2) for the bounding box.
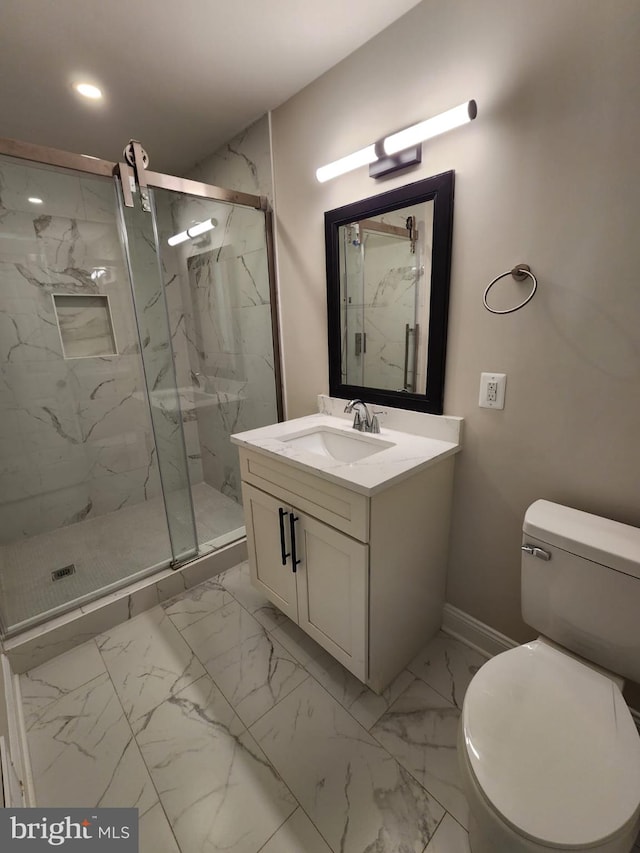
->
(278, 507, 290, 566)
(403, 325, 418, 391)
(412, 323, 420, 390)
(289, 513, 301, 573)
(403, 324, 412, 391)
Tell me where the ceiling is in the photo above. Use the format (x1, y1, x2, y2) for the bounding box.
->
(0, 0, 421, 175)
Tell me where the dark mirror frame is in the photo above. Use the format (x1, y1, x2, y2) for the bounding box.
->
(325, 170, 454, 414)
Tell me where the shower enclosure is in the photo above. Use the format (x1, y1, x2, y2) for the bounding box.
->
(0, 138, 281, 637)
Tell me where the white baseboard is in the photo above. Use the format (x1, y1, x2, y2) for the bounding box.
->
(442, 603, 518, 659)
(441, 604, 640, 731)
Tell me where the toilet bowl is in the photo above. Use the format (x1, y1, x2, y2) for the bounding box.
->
(459, 639, 640, 852)
(458, 501, 640, 853)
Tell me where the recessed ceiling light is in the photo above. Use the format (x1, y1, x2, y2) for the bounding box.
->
(28, 197, 43, 204)
(74, 82, 103, 100)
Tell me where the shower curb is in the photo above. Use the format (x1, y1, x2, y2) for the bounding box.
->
(3, 538, 247, 675)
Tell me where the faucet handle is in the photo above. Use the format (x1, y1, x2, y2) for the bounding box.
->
(369, 414, 381, 434)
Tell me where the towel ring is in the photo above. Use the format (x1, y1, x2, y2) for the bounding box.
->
(483, 264, 537, 314)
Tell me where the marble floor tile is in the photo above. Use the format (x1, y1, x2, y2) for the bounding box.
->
(425, 814, 470, 853)
(259, 808, 332, 853)
(96, 606, 205, 725)
(162, 574, 233, 631)
(201, 628, 309, 727)
(26, 671, 158, 816)
(178, 597, 264, 660)
(139, 801, 181, 853)
(135, 675, 297, 853)
(270, 618, 329, 667)
(179, 597, 307, 726)
(408, 632, 488, 709)
(20, 639, 106, 726)
(217, 560, 288, 630)
(251, 677, 445, 853)
(371, 677, 469, 828)
(305, 648, 416, 730)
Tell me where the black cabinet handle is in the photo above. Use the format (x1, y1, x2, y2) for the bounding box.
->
(289, 513, 301, 573)
(278, 507, 290, 566)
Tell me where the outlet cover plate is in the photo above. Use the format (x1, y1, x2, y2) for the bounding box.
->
(479, 372, 507, 409)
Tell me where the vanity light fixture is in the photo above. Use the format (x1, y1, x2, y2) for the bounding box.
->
(28, 197, 43, 204)
(315, 99, 477, 182)
(167, 217, 217, 247)
(383, 100, 477, 155)
(316, 144, 379, 184)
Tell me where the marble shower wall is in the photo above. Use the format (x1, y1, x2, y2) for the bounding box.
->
(156, 115, 279, 504)
(0, 158, 162, 545)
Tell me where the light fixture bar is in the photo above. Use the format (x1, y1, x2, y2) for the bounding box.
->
(167, 230, 190, 247)
(316, 144, 378, 184)
(167, 217, 216, 246)
(187, 218, 216, 238)
(383, 100, 477, 156)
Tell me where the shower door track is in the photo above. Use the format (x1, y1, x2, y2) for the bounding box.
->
(0, 136, 268, 210)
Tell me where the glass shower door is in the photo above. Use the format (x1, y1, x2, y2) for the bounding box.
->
(116, 184, 198, 564)
(151, 184, 280, 553)
(0, 155, 187, 634)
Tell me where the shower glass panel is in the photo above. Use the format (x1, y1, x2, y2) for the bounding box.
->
(116, 186, 198, 564)
(152, 186, 279, 552)
(0, 155, 175, 635)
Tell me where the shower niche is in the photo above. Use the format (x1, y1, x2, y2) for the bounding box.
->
(53, 294, 118, 359)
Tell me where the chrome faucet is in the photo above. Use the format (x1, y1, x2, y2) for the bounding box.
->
(344, 399, 380, 434)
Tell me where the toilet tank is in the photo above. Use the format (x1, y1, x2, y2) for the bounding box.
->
(522, 500, 640, 683)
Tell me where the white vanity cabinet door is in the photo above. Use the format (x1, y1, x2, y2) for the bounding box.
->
(294, 510, 368, 681)
(242, 483, 298, 622)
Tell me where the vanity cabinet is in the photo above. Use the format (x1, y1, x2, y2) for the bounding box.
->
(238, 444, 456, 693)
(242, 483, 368, 678)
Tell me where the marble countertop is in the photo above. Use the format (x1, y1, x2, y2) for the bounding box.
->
(231, 412, 462, 496)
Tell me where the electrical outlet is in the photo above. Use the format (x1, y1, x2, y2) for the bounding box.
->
(479, 372, 507, 409)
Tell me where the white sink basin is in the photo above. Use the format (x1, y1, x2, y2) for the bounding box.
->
(280, 426, 394, 463)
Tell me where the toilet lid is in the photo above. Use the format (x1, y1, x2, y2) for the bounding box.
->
(462, 640, 640, 847)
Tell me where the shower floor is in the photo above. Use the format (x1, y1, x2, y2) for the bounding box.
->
(0, 482, 245, 634)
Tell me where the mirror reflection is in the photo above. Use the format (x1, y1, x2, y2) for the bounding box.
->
(326, 171, 454, 414)
(339, 199, 433, 393)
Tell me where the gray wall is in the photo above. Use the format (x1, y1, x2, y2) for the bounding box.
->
(270, 0, 640, 702)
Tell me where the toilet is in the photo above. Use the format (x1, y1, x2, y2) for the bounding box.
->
(458, 500, 640, 853)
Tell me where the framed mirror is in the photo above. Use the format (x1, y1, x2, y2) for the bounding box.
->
(325, 171, 454, 414)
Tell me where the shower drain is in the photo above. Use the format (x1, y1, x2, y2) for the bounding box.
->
(51, 564, 76, 581)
